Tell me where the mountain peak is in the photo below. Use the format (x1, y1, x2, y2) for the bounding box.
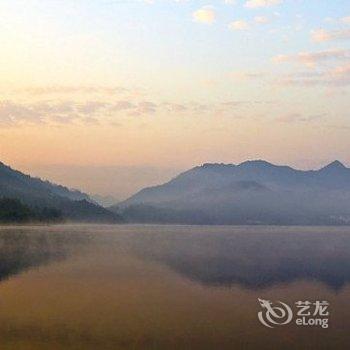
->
(321, 160, 347, 171)
(238, 160, 275, 168)
(200, 163, 235, 169)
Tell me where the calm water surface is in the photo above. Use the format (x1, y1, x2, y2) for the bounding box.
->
(0, 224, 349, 349)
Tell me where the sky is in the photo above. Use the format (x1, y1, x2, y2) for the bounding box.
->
(0, 0, 349, 198)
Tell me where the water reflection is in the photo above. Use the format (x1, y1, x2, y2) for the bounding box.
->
(0, 227, 89, 282)
(120, 227, 350, 290)
(0, 225, 349, 349)
(1, 226, 350, 291)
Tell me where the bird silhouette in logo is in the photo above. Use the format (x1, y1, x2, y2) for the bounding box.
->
(258, 298, 293, 328)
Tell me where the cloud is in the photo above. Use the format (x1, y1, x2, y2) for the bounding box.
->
(222, 100, 274, 108)
(228, 16, 269, 32)
(0, 98, 160, 127)
(111, 101, 136, 111)
(0, 92, 280, 128)
(329, 63, 350, 85)
(340, 16, 350, 24)
(311, 28, 350, 42)
(97, 100, 158, 117)
(272, 49, 350, 68)
(17, 86, 128, 96)
(2, 94, 248, 128)
(332, 63, 350, 76)
(0, 100, 86, 126)
(228, 20, 250, 31)
(276, 63, 350, 88)
(245, 0, 282, 9)
(272, 47, 350, 87)
(82, 117, 100, 125)
(77, 101, 107, 115)
(254, 16, 269, 24)
(193, 6, 216, 24)
(230, 71, 265, 80)
(162, 102, 188, 112)
(135, 101, 157, 114)
(0, 101, 41, 126)
(277, 113, 327, 123)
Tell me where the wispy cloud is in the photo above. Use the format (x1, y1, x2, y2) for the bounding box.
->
(110, 101, 137, 111)
(77, 101, 108, 115)
(277, 113, 327, 123)
(311, 28, 350, 42)
(228, 20, 250, 30)
(162, 102, 188, 112)
(230, 71, 265, 80)
(245, 0, 282, 9)
(16, 86, 129, 96)
(0, 101, 35, 126)
(254, 16, 269, 24)
(272, 47, 350, 87)
(272, 49, 350, 68)
(340, 16, 350, 24)
(1, 96, 272, 128)
(0, 98, 159, 127)
(329, 63, 350, 85)
(130, 101, 158, 116)
(0, 101, 76, 126)
(193, 6, 216, 24)
(276, 63, 350, 87)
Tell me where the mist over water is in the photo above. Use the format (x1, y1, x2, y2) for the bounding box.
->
(0, 224, 349, 349)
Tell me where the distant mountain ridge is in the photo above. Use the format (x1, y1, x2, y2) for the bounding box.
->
(0, 161, 121, 223)
(0, 161, 91, 201)
(112, 160, 350, 225)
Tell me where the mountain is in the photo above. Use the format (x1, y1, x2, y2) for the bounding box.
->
(92, 194, 120, 207)
(111, 160, 350, 225)
(0, 161, 122, 223)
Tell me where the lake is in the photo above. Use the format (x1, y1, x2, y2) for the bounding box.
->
(0, 224, 349, 349)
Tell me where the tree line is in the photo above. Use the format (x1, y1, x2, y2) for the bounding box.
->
(0, 197, 62, 223)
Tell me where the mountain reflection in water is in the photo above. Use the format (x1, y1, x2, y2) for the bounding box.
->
(0, 227, 89, 282)
(0, 225, 350, 350)
(1, 226, 350, 290)
(123, 227, 350, 290)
